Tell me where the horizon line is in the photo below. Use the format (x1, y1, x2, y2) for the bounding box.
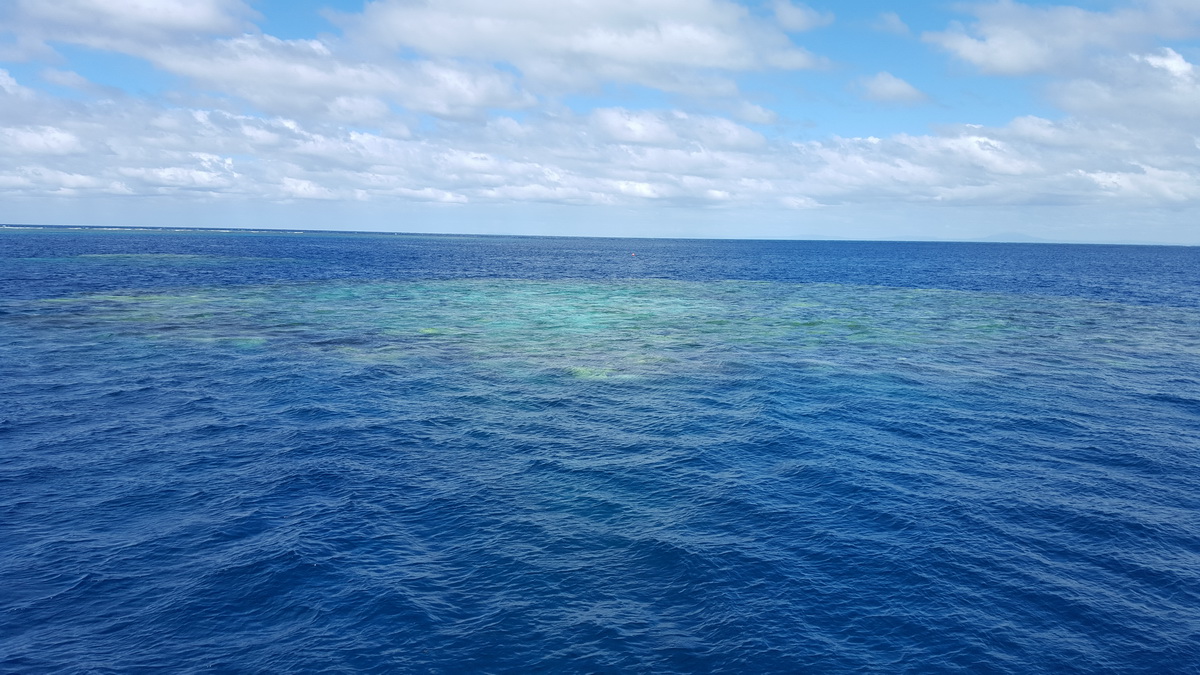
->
(1, 223, 1192, 248)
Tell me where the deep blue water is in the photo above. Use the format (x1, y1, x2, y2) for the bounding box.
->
(3, 227, 1199, 673)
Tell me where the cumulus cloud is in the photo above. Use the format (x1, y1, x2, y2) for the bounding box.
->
(1080, 164, 1200, 203)
(1136, 47, 1195, 79)
(336, 0, 824, 94)
(1, 0, 826, 122)
(873, 12, 910, 36)
(1049, 48, 1200, 133)
(0, 70, 34, 99)
(149, 35, 536, 120)
(731, 102, 778, 125)
(923, 0, 1200, 75)
(1, 2, 1199, 237)
(3, 59, 1198, 215)
(39, 69, 90, 89)
(588, 109, 765, 150)
(592, 108, 680, 145)
(0, 126, 84, 155)
(773, 1, 834, 32)
(858, 72, 927, 104)
(11, 0, 255, 52)
(39, 68, 125, 99)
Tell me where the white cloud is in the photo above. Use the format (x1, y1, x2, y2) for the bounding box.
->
(3, 2, 536, 122)
(773, 1, 834, 32)
(873, 12, 910, 36)
(325, 96, 390, 124)
(2, 4, 1200, 239)
(1049, 48, 1200, 132)
(0, 126, 84, 155)
(16, 0, 252, 33)
(12, 0, 255, 51)
(38, 68, 126, 99)
(146, 35, 536, 120)
(0, 0, 825, 123)
(731, 102, 778, 125)
(687, 115, 766, 150)
(923, 0, 1200, 75)
(898, 133, 1039, 176)
(782, 195, 820, 208)
(0, 69, 35, 99)
(592, 108, 680, 145)
(3, 88, 1194, 214)
(1, 73, 1197, 215)
(120, 166, 235, 190)
(1080, 164, 1200, 203)
(588, 109, 765, 150)
(1135, 47, 1195, 80)
(858, 72, 927, 104)
(337, 0, 824, 94)
(40, 69, 89, 89)
(280, 177, 336, 200)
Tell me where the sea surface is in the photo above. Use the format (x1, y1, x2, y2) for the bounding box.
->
(2, 227, 1199, 673)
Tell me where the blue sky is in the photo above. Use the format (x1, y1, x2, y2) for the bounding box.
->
(1, 0, 1198, 243)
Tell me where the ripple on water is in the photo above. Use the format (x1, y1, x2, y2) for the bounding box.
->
(2, 277, 1200, 673)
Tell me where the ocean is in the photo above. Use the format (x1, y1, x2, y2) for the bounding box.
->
(2, 227, 1199, 673)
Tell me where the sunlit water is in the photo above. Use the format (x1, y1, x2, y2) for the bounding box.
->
(3, 229, 1199, 672)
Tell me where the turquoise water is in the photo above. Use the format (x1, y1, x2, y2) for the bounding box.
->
(2, 229, 1199, 672)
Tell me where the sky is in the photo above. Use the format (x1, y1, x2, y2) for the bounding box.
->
(1, 0, 1199, 243)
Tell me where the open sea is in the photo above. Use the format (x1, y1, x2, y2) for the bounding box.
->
(2, 227, 1199, 673)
